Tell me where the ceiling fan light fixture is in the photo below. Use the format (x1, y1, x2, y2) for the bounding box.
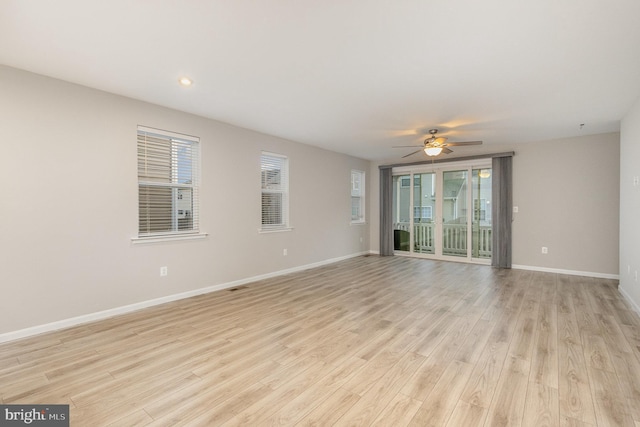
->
(178, 77, 193, 86)
(424, 146, 443, 156)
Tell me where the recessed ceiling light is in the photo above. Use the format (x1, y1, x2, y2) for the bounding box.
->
(179, 77, 193, 86)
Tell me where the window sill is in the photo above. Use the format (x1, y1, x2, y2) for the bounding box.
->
(350, 221, 367, 226)
(131, 232, 208, 245)
(258, 227, 293, 234)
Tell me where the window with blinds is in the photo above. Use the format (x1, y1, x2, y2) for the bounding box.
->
(261, 152, 289, 230)
(351, 170, 365, 223)
(137, 126, 200, 237)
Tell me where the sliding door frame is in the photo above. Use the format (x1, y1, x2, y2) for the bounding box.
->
(393, 158, 492, 265)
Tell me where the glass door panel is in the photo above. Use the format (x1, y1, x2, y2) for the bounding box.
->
(472, 168, 492, 259)
(412, 173, 435, 254)
(442, 170, 468, 257)
(392, 175, 411, 251)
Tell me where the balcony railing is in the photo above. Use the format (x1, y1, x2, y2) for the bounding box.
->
(393, 222, 492, 258)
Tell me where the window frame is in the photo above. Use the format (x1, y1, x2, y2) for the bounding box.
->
(132, 126, 206, 244)
(260, 151, 291, 232)
(351, 169, 366, 224)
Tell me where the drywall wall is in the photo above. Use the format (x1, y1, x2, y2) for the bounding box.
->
(620, 96, 640, 310)
(511, 133, 619, 275)
(0, 65, 370, 335)
(369, 132, 620, 277)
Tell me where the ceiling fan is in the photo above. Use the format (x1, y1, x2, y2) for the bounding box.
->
(394, 129, 482, 158)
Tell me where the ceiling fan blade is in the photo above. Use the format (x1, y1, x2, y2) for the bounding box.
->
(393, 145, 423, 148)
(442, 147, 453, 154)
(402, 150, 423, 158)
(444, 140, 483, 146)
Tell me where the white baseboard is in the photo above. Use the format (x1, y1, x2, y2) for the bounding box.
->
(512, 264, 619, 280)
(0, 251, 368, 344)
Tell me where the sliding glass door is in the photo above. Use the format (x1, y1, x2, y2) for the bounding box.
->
(413, 173, 436, 254)
(392, 175, 411, 251)
(442, 170, 468, 257)
(392, 161, 492, 263)
(472, 168, 492, 259)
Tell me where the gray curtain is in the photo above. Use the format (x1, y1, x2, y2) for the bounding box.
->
(491, 155, 513, 268)
(379, 167, 394, 256)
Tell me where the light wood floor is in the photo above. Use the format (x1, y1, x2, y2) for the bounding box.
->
(2, 256, 640, 426)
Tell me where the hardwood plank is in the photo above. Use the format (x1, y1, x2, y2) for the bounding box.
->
(508, 297, 539, 362)
(71, 372, 202, 425)
(370, 393, 422, 427)
(334, 351, 426, 426)
(560, 416, 596, 427)
(296, 388, 360, 426)
(621, 324, 640, 355)
(408, 359, 474, 427)
(582, 334, 615, 373)
(233, 356, 366, 426)
(446, 400, 487, 427)
(454, 319, 496, 365)
(609, 350, 640, 402)
(484, 355, 530, 427)
(522, 382, 560, 427)
(460, 340, 510, 409)
(143, 359, 281, 422)
(104, 409, 153, 427)
(342, 346, 414, 397)
(597, 314, 635, 354)
(175, 382, 273, 426)
(400, 353, 450, 402)
(224, 359, 331, 425)
(587, 365, 635, 426)
(530, 298, 559, 388)
(557, 313, 597, 425)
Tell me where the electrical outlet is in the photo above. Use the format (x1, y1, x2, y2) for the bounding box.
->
(513, 206, 519, 213)
(283, 248, 287, 256)
(160, 266, 168, 276)
(541, 247, 548, 254)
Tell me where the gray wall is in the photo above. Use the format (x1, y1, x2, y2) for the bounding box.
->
(0, 66, 370, 335)
(370, 132, 620, 277)
(620, 96, 640, 311)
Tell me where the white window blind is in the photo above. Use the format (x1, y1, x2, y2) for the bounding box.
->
(351, 170, 365, 223)
(137, 126, 200, 237)
(261, 152, 289, 229)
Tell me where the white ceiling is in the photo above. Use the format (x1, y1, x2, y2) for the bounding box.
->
(2, 0, 640, 161)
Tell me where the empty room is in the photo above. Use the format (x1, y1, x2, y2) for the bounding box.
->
(2, 1, 640, 426)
